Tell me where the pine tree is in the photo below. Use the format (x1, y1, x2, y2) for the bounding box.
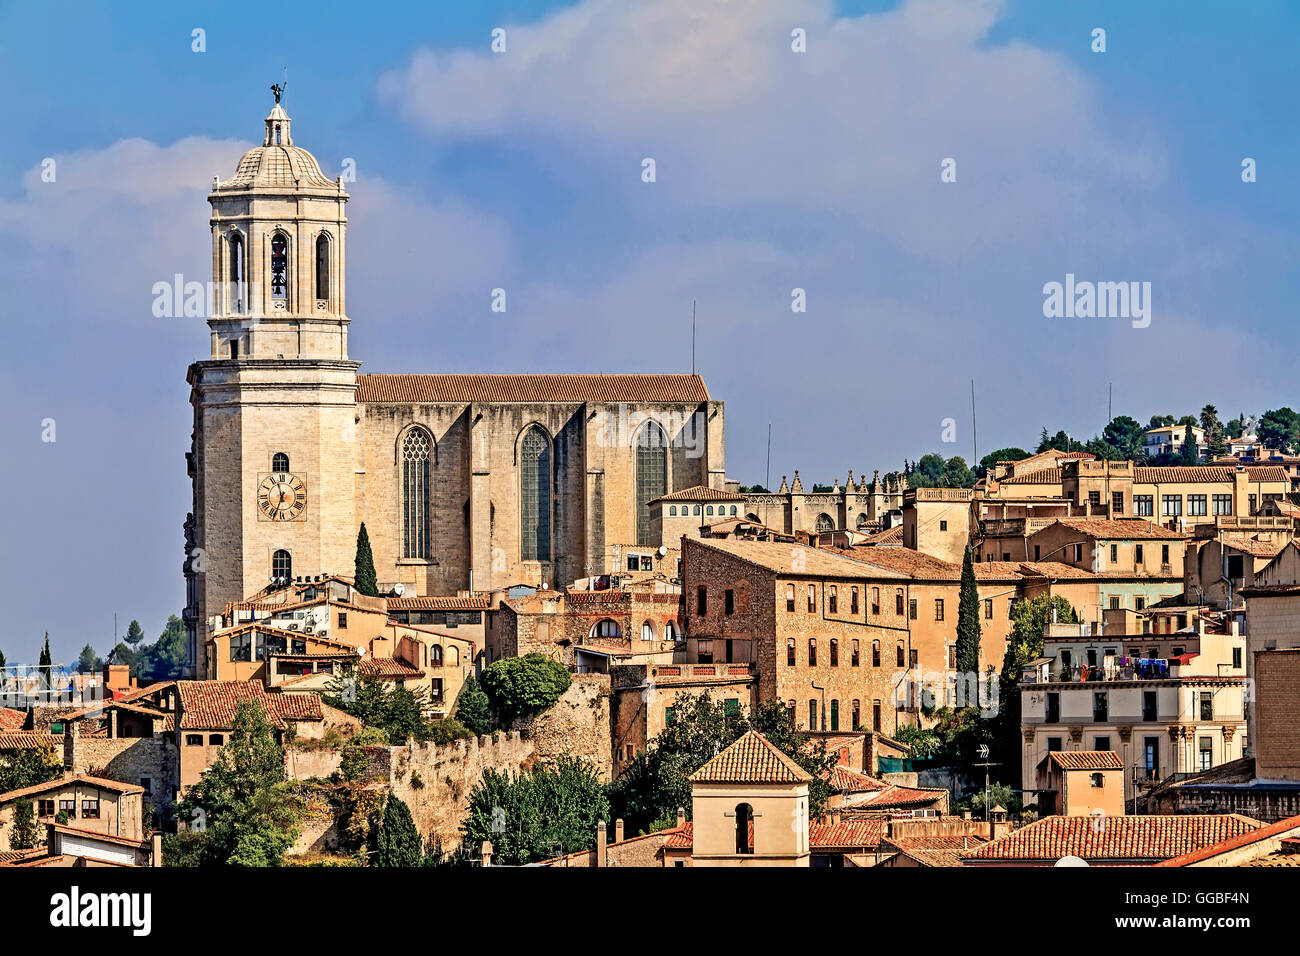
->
(374, 794, 422, 866)
(355, 523, 379, 597)
(955, 545, 982, 707)
(38, 634, 51, 669)
(124, 620, 146, 647)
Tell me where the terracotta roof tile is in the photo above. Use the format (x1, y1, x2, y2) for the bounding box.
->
(386, 595, 491, 611)
(825, 765, 888, 793)
(883, 834, 988, 867)
(1048, 518, 1185, 540)
(688, 731, 813, 784)
(966, 814, 1261, 863)
(690, 538, 909, 581)
(0, 732, 60, 750)
(176, 680, 321, 730)
(1136, 466, 1288, 484)
(1048, 750, 1124, 771)
(1154, 813, 1300, 867)
(653, 485, 747, 503)
(0, 773, 145, 803)
(357, 373, 710, 405)
(0, 708, 26, 731)
(852, 784, 949, 809)
(1000, 467, 1062, 485)
(807, 818, 886, 849)
(357, 657, 424, 679)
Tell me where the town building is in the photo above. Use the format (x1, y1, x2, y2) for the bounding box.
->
(0, 774, 144, 846)
(185, 95, 727, 678)
(1019, 616, 1248, 810)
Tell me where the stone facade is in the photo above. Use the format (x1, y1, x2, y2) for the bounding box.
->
(735, 469, 907, 537)
(63, 723, 177, 818)
(185, 100, 725, 677)
(286, 731, 534, 855)
(506, 675, 613, 781)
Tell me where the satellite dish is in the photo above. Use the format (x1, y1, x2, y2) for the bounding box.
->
(1054, 855, 1089, 867)
(657, 546, 668, 557)
(391, 583, 406, 597)
(355, 645, 366, 656)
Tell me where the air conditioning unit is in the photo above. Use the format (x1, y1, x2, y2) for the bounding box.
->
(284, 622, 300, 631)
(303, 625, 315, 635)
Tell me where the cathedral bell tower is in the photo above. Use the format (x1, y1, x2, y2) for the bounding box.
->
(184, 92, 360, 677)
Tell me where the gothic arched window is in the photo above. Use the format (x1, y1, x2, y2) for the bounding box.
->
(636, 422, 667, 546)
(520, 426, 551, 561)
(402, 430, 431, 559)
(315, 234, 330, 300)
(272, 452, 289, 473)
(229, 233, 245, 314)
(272, 549, 292, 584)
(270, 233, 289, 300)
(815, 513, 834, 533)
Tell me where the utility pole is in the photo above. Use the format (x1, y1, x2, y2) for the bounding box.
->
(691, 300, 696, 376)
(974, 744, 999, 822)
(971, 378, 978, 469)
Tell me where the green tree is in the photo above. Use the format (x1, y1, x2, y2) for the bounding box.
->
(354, 523, 379, 598)
(955, 545, 981, 705)
(909, 453, 947, 488)
(75, 643, 101, 675)
(462, 756, 609, 866)
(454, 676, 492, 736)
(9, 799, 39, 850)
(38, 634, 51, 669)
(1102, 415, 1145, 461)
(1259, 407, 1300, 454)
(325, 671, 441, 745)
(1178, 422, 1199, 465)
(607, 694, 836, 836)
(131, 616, 187, 682)
(175, 699, 302, 866)
(479, 653, 572, 723)
(0, 739, 62, 794)
(374, 794, 422, 867)
(995, 595, 1079, 785)
(124, 620, 146, 648)
(942, 456, 976, 489)
(1147, 414, 1175, 429)
(977, 447, 1029, 477)
(1036, 429, 1073, 454)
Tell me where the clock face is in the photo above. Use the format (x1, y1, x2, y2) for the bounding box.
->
(257, 473, 307, 521)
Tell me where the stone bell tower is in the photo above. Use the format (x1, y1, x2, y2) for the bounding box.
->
(184, 93, 360, 677)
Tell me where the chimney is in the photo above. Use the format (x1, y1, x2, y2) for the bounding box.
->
(63, 718, 78, 771)
(151, 832, 163, 867)
(481, 840, 493, 868)
(596, 824, 607, 867)
(676, 807, 686, 829)
(615, 818, 624, 843)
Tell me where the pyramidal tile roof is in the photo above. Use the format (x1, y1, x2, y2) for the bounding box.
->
(1048, 750, 1124, 771)
(965, 814, 1261, 863)
(688, 731, 813, 784)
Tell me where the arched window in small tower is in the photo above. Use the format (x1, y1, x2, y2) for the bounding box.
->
(270, 233, 289, 300)
(520, 426, 551, 561)
(635, 422, 668, 546)
(734, 803, 754, 854)
(274, 123, 282, 145)
(402, 430, 431, 559)
(315, 234, 330, 301)
(430, 645, 443, 666)
(272, 452, 289, 474)
(229, 233, 245, 314)
(272, 549, 292, 584)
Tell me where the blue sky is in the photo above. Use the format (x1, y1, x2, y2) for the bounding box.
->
(0, 0, 1296, 662)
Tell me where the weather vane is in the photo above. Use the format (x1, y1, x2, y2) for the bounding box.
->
(271, 66, 288, 104)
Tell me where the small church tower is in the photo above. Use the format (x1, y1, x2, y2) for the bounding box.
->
(184, 91, 359, 676)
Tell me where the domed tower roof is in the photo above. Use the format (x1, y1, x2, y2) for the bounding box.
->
(218, 102, 338, 191)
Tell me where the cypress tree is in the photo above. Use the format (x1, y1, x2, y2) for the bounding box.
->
(355, 523, 379, 597)
(455, 677, 492, 736)
(375, 794, 422, 867)
(955, 545, 982, 707)
(38, 633, 51, 669)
